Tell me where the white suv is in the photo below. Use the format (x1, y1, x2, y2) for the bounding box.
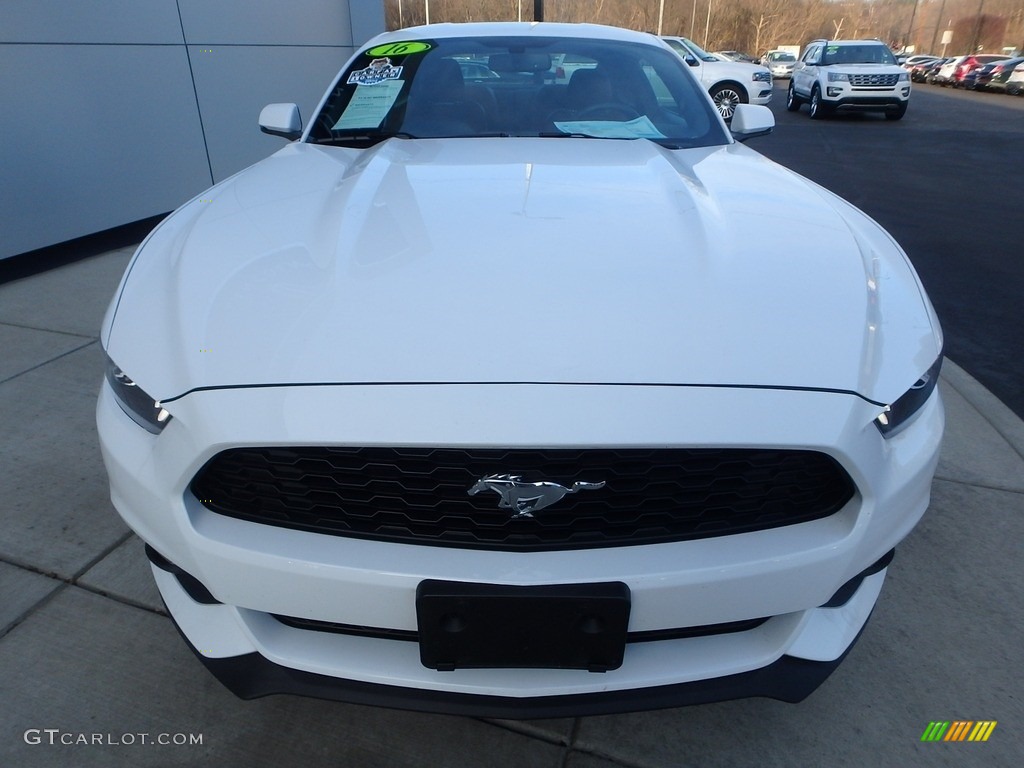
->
(787, 39, 911, 120)
(662, 36, 773, 119)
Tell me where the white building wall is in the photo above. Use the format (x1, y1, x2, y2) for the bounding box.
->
(0, 0, 384, 260)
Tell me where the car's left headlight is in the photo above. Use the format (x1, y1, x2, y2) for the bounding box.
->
(875, 355, 943, 437)
(898, 72, 910, 81)
(828, 72, 850, 82)
(753, 71, 772, 82)
(104, 353, 171, 434)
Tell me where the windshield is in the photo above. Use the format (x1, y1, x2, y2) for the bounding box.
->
(307, 36, 726, 149)
(663, 36, 718, 62)
(677, 37, 718, 62)
(821, 44, 897, 66)
(768, 52, 796, 62)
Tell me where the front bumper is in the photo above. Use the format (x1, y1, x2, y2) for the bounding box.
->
(827, 96, 908, 113)
(750, 86, 773, 106)
(98, 380, 943, 712)
(822, 84, 910, 112)
(156, 549, 886, 717)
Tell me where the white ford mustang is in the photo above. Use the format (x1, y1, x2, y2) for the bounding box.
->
(97, 22, 943, 717)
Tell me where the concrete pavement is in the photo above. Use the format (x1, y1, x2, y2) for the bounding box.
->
(1, 246, 1021, 767)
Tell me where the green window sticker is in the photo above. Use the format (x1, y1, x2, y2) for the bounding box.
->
(365, 41, 431, 57)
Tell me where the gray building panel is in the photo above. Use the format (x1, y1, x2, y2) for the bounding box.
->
(177, 0, 354, 46)
(0, 44, 212, 258)
(0, 0, 184, 45)
(349, 1, 386, 49)
(188, 44, 354, 181)
(0, 0, 383, 260)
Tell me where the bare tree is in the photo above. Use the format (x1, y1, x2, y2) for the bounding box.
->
(380, 0, 1024, 54)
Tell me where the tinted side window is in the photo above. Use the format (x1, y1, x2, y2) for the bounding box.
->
(665, 39, 691, 59)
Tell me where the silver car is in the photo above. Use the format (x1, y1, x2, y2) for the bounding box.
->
(761, 50, 797, 79)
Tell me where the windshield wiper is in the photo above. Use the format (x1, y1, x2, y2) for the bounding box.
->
(417, 132, 513, 139)
(313, 132, 417, 146)
(539, 132, 650, 141)
(538, 131, 600, 139)
(317, 132, 518, 144)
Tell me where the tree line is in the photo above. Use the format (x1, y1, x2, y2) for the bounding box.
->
(384, 0, 1024, 56)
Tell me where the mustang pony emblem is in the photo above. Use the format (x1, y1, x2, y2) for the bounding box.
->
(468, 474, 606, 518)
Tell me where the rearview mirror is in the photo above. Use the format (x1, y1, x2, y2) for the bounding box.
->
(488, 52, 552, 73)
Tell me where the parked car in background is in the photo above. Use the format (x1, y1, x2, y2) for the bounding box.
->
(1005, 62, 1024, 95)
(914, 57, 950, 83)
(949, 54, 1010, 87)
(716, 50, 758, 64)
(662, 36, 774, 119)
(902, 54, 939, 71)
(551, 52, 598, 84)
(932, 55, 966, 85)
(760, 50, 798, 78)
(457, 59, 500, 81)
(788, 39, 911, 120)
(972, 56, 1024, 92)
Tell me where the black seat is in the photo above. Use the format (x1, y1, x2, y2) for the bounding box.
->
(566, 69, 613, 109)
(402, 57, 487, 136)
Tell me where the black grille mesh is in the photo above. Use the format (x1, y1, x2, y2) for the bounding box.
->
(190, 447, 855, 551)
(850, 73, 900, 86)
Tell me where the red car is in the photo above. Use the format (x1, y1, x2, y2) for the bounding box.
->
(951, 54, 1010, 87)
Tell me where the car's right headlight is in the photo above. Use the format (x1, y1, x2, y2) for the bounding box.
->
(875, 355, 943, 437)
(104, 353, 171, 434)
(828, 72, 850, 82)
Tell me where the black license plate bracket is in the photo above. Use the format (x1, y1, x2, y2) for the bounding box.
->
(416, 580, 630, 672)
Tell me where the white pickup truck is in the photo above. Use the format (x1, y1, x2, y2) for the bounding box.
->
(662, 36, 774, 119)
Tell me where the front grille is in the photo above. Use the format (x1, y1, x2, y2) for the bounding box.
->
(850, 73, 900, 87)
(190, 447, 855, 551)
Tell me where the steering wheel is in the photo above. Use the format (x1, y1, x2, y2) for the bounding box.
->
(575, 103, 640, 121)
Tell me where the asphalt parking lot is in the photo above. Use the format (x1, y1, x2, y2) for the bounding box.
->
(758, 80, 1024, 420)
(2, 84, 1022, 767)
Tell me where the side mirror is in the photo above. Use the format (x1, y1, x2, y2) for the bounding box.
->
(685, 55, 699, 67)
(259, 103, 302, 140)
(730, 104, 774, 142)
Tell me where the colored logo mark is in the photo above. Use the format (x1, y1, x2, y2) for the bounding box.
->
(921, 721, 997, 742)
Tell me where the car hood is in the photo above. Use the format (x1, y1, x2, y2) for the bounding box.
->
(105, 138, 940, 405)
